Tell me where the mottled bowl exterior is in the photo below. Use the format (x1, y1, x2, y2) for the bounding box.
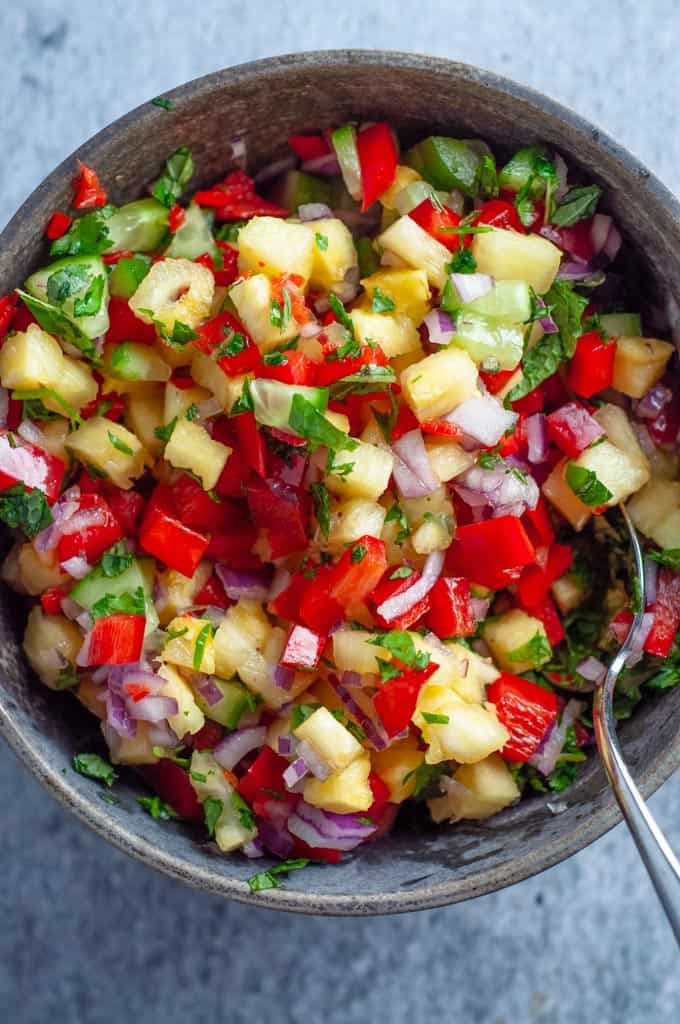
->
(1, 51, 679, 915)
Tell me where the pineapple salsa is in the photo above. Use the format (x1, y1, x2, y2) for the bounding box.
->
(1, 121, 680, 885)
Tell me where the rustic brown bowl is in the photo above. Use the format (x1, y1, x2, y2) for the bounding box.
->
(1, 50, 678, 915)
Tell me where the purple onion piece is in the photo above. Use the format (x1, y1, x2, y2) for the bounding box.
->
(213, 726, 267, 771)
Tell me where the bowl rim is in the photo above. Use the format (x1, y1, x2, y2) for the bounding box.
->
(1, 47, 679, 915)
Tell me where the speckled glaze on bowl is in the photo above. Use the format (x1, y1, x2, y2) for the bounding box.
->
(1, 50, 679, 916)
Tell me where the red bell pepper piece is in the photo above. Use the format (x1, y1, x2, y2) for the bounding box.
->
(516, 543, 573, 608)
(83, 613, 145, 666)
(645, 568, 680, 657)
(57, 493, 122, 564)
(170, 472, 235, 532)
(0, 293, 18, 341)
(369, 568, 432, 630)
(0, 429, 65, 503)
(408, 198, 462, 251)
(389, 402, 420, 441)
(298, 566, 343, 634)
(546, 401, 604, 458)
(367, 771, 391, 816)
(480, 364, 520, 395)
(356, 122, 398, 211)
(8, 300, 36, 334)
(168, 203, 185, 233)
(198, 171, 289, 221)
(522, 593, 565, 646)
(486, 672, 558, 762)
(566, 331, 615, 398)
(195, 573, 232, 610)
(40, 586, 66, 616)
(522, 496, 555, 548)
(326, 535, 388, 611)
(238, 745, 290, 805)
(45, 211, 72, 240)
(291, 838, 342, 864)
(71, 161, 107, 209)
(205, 522, 261, 570)
(139, 488, 209, 576)
(105, 487, 145, 537)
(420, 418, 464, 440)
(141, 760, 204, 821)
(187, 720, 225, 751)
(288, 134, 330, 161)
(474, 198, 525, 234)
(81, 391, 126, 422)
(247, 475, 310, 558)
(446, 516, 536, 591)
(235, 412, 267, 477)
(213, 241, 240, 287)
(105, 296, 157, 346)
(280, 624, 327, 670)
(214, 448, 248, 499)
(541, 371, 571, 412)
(268, 571, 308, 620)
(511, 385, 545, 416)
(316, 342, 388, 387)
(426, 577, 476, 638)
(259, 349, 317, 386)
(193, 310, 261, 376)
(373, 662, 438, 737)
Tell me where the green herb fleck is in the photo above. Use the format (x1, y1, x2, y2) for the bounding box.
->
(107, 430, 133, 456)
(152, 146, 194, 208)
(138, 795, 178, 820)
(565, 463, 613, 506)
(421, 712, 450, 724)
(350, 543, 367, 563)
(0, 483, 52, 539)
(315, 232, 329, 252)
(151, 96, 176, 111)
(551, 185, 602, 228)
(154, 417, 177, 442)
(311, 482, 331, 539)
(203, 797, 223, 837)
(73, 753, 116, 787)
(507, 630, 552, 665)
(91, 586, 146, 621)
(371, 288, 396, 314)
(100, 542, 133, 578)
(247, 858, 309, 892)
(193, 622, 212, 671)
(389, 566, 414, 580)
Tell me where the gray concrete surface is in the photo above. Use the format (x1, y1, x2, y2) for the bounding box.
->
(1, 2, 679, 1021)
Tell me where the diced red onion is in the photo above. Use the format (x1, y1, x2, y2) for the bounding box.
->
(422, 631, 469, 676)
(296, 739, 332, 781)
(299, 321, 323, 339)
(470, 597, 491, 622)
(576, 656, 607, 683)
(213, 726, 266, 771)
(60, 556, 91, 580)
(298, 202, 334, 221)
(257, 819, 295, 860)
(391, 428, 440, 498)
(254, 154, 297, 186)
(196, 397, 223, 420)
(283, 756, 310, 789)
(449, 272, 494, 305)
(423, 308, 457, 346)
(75, 629, 93, 668)
(330, 674, 389, 751)
(634, 384, 672, 420)
(148, 721, 179, 748)
(106, 689, 137, 738)
(215, 564, 273, 601)
(33, 487, 81, 554)
(301, 153, 341, 176)
(130, 694, 179, 722)
(376, 549, 444, 623)
(457, 463, 538, 515)
(590, 214, 612, 255)
(75, 610, 93, 631)
(59, 507, 109, 538)
(274, 663, 294, 690)
(643, 558, 658, 606)
(625, 612, 655, 667)
(277, 735, 294, 756)
(196, 677, 224, 707)
(60, 596, 82, 620)
(525, 413, 549, 464)
(288, 800, 376, 851)
(551, 402, 605, 453)
(242, 838, 265, 859)
(534, 296, 558, 334)
(453, 485, 489, 508)
(556, 261, 606, 285)
(529, 699, 585, 776)
(341, 671, 363, 688)
(446, 396, 517, 447)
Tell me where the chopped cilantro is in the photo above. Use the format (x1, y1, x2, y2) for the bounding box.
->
(290, 703, 321, 730)
(137, 795, 178, 820)
(327, 292, 356, 338)
(369, 630, 430, 671)
(262, 351, 288, 366)
(647, 548, 680, 572)
(53, 665, 79, 690)
(100, 542, 133, 578)
(565, 463, 613, 506)
(203, 797, 223, 837)
(544, 281, 588, 358)
(73, 275, 105, 318)
(154, 417, 177, 442)
(91, 586, 146, 621)
(421, 712, 450, 724)
(49, 205, 115, 258)
(288, 394, 357, 454)
(13, 387, 81, 426)
(385, 502, 409, 544)
(215, 331, 246, 358)
(247, 858, 309, 892)
(402, 761, 447, 798)
(328, 364, 396, 401)
(507, 631, 552, 665)
(507, 332, 564, 404)
(270, 288, 292, 332)
(376, 659, 403, 683)
(350, 543, 367, 563)
(230, 377, 254, 416)
(0, 483, 52, 538)
(151, 146, 194, 208)
(73, 752, 116, 787)
(232, 791, 255, 831)
(371, 288, 396, 314)
(448, 247, 477, 274)
(185, 403, 199, 421)
(311, 481, 331, 539)
(193, 622, 212, 671)
(151, 96, 176, 111)
(107, 430, 133, 456)
(46, 264, 91, 304)
(551, 185, 602, 228)
(155, 319, 198, 349)
(389, 566, 414, 580)
(315, 232, 329, 251)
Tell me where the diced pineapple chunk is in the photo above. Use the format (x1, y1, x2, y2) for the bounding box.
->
(350, 307, 421, 358)
(326, 498, 387, 551)
(472, 228, 561, 294)
(77, 676, 105, 719)
(237, 216, 314, 284)
(164, 417, 231, 491)
(414, 682, 509, 764)
(155, 561, 212, 626)
(332, 629, 390, 675)
(66, 416, 150, 489)
(190, 352, 244, 411)
(157, 662, 206, 737)
(428, 754, 520, 822)
(163, 381, 211, 424)
(125, 384, 165, 458)
(2, 543, 67, 595)
(303, 750, 373, 813)
(325, 440, 394, 501)
(543, 457, 592, 530)
(302, 217, 357, 290)
(413, 634, 489, 703)
(613, 336, 673, 398)
(552, 572, 587, 615)
(628, 479, 680, 549)
(360, 268, 431, 325)
(380, 165, 422, 209)
(401, 348, 479, 421)
(571, 439, 650, 507)
(230, 274, 299, 351)
(0, 324, 97, 411)
(293, 706, 363, 773)
(378, 215, 451, 289)
(37, 420, 71, 463)
(189, 749, 257, 852)
(129, 257, 214, 332)
(214, 600, 269, 676)
(23, 607, 82, 688)
(371, 737, 423, 802)
(403, 488, 454, 553)
(483, 609, 551, 673)
(425, 437, 474, 482)
(160, 615, 215, 675)
(107, 721, 159, 765)
(594, 403, 649, 473)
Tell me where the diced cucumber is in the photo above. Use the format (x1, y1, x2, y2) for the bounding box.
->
(406, 137, 481, 195)
(250, 378, 328, 429)
(268, 170, 333, 210)
(331, 124, 362, 201)
(165, 202, 218, 261)
(466, 280, 532, 323)
(106, 342, 171, 382)
(108, 254, 152, 299)
(105, 198, 169, 252)
(25, 255, 110, 341)
(452, 313, 525, 370)
(71, 554, 159, 635)
(498, 147, 548, 195)
(392, 180, 449, 216)
(599, 312, 642, 338)
(193, 677, 254, 729)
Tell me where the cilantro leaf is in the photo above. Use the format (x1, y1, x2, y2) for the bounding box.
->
(646, 548, 680, 572)
(421, 712, 450, 724)
(371, 288, 396, 314)
(50, 206, 114, 257)
(137, 795, 178, 820)
(108, 430, 133, 456)
(15, 290, 95, 358)
(91, 586, 146, 621)
(155, 319, 197, 349)
(53, 665, 79, 690)
(311, 481, 331, 539)
(231, 791, 255, 831)
(216, 331, 246, 358)
(448, 247, 477, 274)
(12, 387, 81, 426)
(315, 232, 329, 251)
(73, 275, 105, 318)
(152, 146, 194, 208)
(646, 660, 680, 691)
(507, 630, 552, 665)
(154, 417, 177, 442)
(288, 394, 358, 454)
(290, 703, 322, 731)
(247, 858, 309, 892)
(203, 797, 223, 838)
(328, 364, 396, 401)
(193, 622, 212, 671)
(230, 377, 254, 416)
(350, 543, 367, 563)
(544, 281, 588, 358)
(73, 752, 116, 787)
(46, 264, 91, 304)
(270, 288, 292, 332)
(369, 630, 430, 670)
(0, 483, 52, 538)
(100, 542, 133, 578)
(376, 658, 403, 682)
(385, 502, 409, 543)
(389, 566, 414, 580)
(151, 96, 176, 111)
(507, 332, 564, 404)
(476, 154, 499, 198)
(402, 761, 447, 798)
(551, 185, 602, 228)
(327, 292, 356, 338)
(565, 463, 613, 506)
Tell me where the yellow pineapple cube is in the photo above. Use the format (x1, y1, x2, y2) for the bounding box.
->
(129, 257, 214, 332)
(293, 706, 363, 773)
(160, 615, 215, 675)
(303, 750, 373, 813)
(190, 352, 244, 410)
(360, 268, 431, 325)
(401, 348, 479, 421)
(628, 479, 680, 549)
(378, 215, 451, 289)
(613, 336, 673, 398)
(164, 417, 231, 490)
(66, 417, 150, 489)
(157, 662, 206, 737)
(125, 384, 165, 458)
(428, 754, 520, 822)
(425, 437, 474, 482)
(380, 165, 421, 209)
(594, 403, 649, 473)
(303, 217, 357, 290)
(163, 381, 211, 424)
(350, 307, 421, 358)
(571, 438, 650, 507)
(230, 274, 299, 351)
(325, 439, 394, 501)
(326, 498, 387, 551)
(0, 323, 97, 411)
(189, 750, 257, 851)
(155, 561, 211, 626)
(472, 228, 561, 294)
(414, 682, 509, 764)
(107, 721, 159, 765)
(2, 543, 67, 596)
(542, 457, 592, 530)
(371, 738, 423, 802)
(332, 628, 391, 675)
(483, 609, 551, 673)
(237, 216, 314, 284)
(23, 607, 82, 688)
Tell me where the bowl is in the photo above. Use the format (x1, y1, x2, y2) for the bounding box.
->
(1, 50, 679, 915)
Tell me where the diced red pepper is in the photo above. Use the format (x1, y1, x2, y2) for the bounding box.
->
(213, 241, 240, 287)
(268, 572, 308, 620)
(40, 586, 66, 616)
(522, 496, 555, 548)
(45, 211, 72, 240)
(280, 624, 327, 670)
(516, 543, 573, 608)
(168, 203, 185, 233)
(356, 122, 398, 211)
(266, 446, 308, 489)
(187, 720, 225, 751)
(541, 371, 571, 412)
(644, 568, 680, 657)
(426, 577, 476, 638)
(511, 385, 545, 416)
(389, 402, 420, 441)
(486, 672, 558, 762)
(408, 198, 462, 251)
(8, 301, 36, 334)
(291, 838, 342, 864)
(238, 745, 290, 804)
(373, 662, 438, 737)
(139, 489, 209, 576)
(522, 593, 565, 646)
(259, 349, 317, 386)
(288, 133, 330, 161)
(141, 760, 204, 821)
(327, 535, 388, 612)
(610, 608, 634, 646)
(0, 428, 65, 503)
(480, 365, 520, 395)
(198, 170, 288, 221)
(57, 493, 122, 564)
(546, 401, 604, 458)
(83, 613, 145, 666)
(419, 418, 464, 439)
(204, 523, 261, 570)
(446, 516, 536, 591)
(170, 472, 235, 532)
(235, 412, 267, 477)
(474, 198, 525, 234)
(71, 161, 107, 209)
(367, 771, 391, 816)
(195, 574, 232, 610)
(105, 296, 157, 346)
(566, 331, 615, 398)
(106, 487, 145, 537)
(193, 310, 261, 376)
(101, 250, 134, 267)
(247, 475, 310, 558)
(369, 569, 431, 630)
(298, 566, 343, 634)
(80, 391, 126, 422)
(0, 294, 18, 341)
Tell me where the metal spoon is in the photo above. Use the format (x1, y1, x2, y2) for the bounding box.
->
(592, 504, 680, 942)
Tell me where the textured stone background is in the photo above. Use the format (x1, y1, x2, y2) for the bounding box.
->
(1, 2, 679, 1021)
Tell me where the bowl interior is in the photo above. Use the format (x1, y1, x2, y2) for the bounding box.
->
(1, 51, 679, 914)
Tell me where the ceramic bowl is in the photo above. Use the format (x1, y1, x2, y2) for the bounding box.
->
(1, 50, 679, 915)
